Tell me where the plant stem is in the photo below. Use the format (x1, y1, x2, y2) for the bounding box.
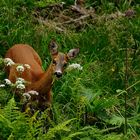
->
(124, 47, 128, 135)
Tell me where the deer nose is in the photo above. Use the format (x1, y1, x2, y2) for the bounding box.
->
(54, 71, 62, 78)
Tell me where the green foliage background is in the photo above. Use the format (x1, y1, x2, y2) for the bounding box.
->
(0, 0, 140, 139)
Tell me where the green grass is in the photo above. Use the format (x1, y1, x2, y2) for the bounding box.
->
(0, 0, 140, 139)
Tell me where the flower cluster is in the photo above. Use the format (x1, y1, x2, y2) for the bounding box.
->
(1, 58, 31, 92)
(4, 58, 31, 73)
(22, 90, 39, 102)
(0, 77, 26, 90)
(27, 90, 39, 96)
(16, 64, 31, 73)
(16, 78, 25, 90)
(4, 58, 15, 66)
(16, 65, 25, 73)
(0, 79, 12, 87)
(17, 84, 25, 90)
(23, 93, 31, 101)
(67, 63, 83, 71)
(4, 79, 12, 85)
(0, 84, 5, 87)
(16, 78, 25, 84)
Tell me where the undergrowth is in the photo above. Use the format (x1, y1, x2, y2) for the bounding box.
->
(0, 0, 140, 139)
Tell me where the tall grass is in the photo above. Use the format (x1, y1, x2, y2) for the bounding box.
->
(0, 0, 140, 139)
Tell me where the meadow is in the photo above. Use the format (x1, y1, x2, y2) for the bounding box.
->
(0, 0, 140, 139)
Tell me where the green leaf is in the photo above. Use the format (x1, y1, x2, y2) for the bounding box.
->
(43, 118, 76, 139)
(108, 115, 124, 126)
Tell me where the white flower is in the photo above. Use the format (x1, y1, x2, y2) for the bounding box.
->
(23, 93, 31, 101)
(16, 83, 25, 90)
(4, 58, 15, 66)
(16, 77, 25, 82)
(24, 64, 31, 69)
(67, 63, 83, 71)
(61, 2, 65, 5)
(0, 84, 5, 87)
(22, 90, 39, 102)
(28, 90, 39, 95)
(16, 65, 25, 72)
(7, 62, 13, 66)
(4, 79, 12, 85)
(16, 77, 25, 85)
(16, 80, 23, 85)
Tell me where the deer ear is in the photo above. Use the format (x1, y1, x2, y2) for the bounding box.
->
(48, 40, 58, 55)
(67, 48, 79, 59)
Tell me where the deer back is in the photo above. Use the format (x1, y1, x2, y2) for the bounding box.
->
(5, 44, 44, 83)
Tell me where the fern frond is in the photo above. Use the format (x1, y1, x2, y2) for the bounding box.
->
(2, 98, 20, 122)
(62, 132, 83, 140)
(0, 114, 13, 129)
(0, 97, 30, 140)
(43, 118, 76, 140)
(108, 115, 125, 127)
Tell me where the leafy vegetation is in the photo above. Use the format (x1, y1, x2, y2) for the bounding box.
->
(0, 0, 140, 139)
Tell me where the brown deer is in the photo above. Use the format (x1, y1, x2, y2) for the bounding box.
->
(5, 40, 79, 111)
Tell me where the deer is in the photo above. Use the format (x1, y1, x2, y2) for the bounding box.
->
(5, 40, 79, 112)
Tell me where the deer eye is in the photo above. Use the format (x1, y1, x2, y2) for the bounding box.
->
(52, 60, 57, 64)
(64, 62, 67, 67)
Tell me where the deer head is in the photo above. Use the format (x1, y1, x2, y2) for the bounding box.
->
(48, 40, 79, 78)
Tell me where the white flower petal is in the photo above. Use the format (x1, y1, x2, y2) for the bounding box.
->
(24, 64, 31, 69)
(16, 65, 25, 72)
(28, 90, 39, 95)
(16, 78, 25, 83)
(0, 84, 5, 87)
(67, 63, 83, 71)
(16, 80, 23, 85)
(4, 79, 12, 85)
(16, 84, 25, 89)
(23, 93, 31, 101)
(4, 58, 15, 66)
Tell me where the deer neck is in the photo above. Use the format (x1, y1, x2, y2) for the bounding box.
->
(29, 64, 54, 95)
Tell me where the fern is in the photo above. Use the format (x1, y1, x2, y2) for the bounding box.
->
(0, 98, 30, 140)
(0, 89, 12, 106)
(2, 98, 19, 120)
(42, 118, 76, 140)
(0, 114, 13, 129)
(62, 132, 84, 140)
(107, 115, 125, 127)
(103, 133, 124, 140)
